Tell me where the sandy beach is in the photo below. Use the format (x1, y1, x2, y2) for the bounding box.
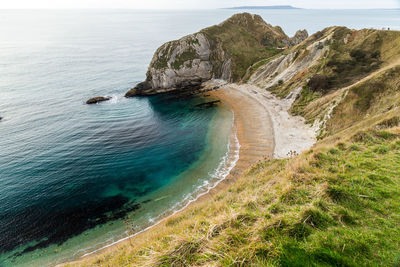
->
(221, 83, 317, 158)
(209, 85, 275, 171)
(65, 83, 316, 266)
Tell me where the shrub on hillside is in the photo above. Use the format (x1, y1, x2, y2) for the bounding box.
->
(350, 49, 367, 61)
(312, 31, 324, 41)
(308, 74, 329, 93)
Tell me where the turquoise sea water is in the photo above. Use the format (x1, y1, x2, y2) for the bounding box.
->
(0, 8, 399, 266)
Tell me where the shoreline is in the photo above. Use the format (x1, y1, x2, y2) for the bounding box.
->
(64, 83, 316, 266)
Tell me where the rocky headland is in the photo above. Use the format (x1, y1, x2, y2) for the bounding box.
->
(125, 13, 308, 97)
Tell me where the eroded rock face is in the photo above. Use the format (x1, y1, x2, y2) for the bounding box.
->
(148, 33, 215, 89)
(125, 32, 231, 97)
(249, 34, 330, 89)
(283, 30, 309, 47)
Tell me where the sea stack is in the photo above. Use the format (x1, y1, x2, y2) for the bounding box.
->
(125, 13, 308, 97)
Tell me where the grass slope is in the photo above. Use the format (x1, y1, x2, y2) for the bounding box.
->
(201, 13, 285, 81)
(325, 66, 400, 136)
(264, 27, 400, 120)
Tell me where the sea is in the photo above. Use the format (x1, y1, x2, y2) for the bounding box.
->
(0, 8, 399, 266)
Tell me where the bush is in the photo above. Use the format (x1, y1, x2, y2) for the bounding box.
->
(313, 31, 324, 40)
(373, 145, 389, 154)
(308, 74, 329, 93)
(350, 49, 367, 61)
(376, 116, 400, 129)
(326, 186, 350, 203)
(301, 208, 332, 229)
(159, 240, 202, 266)
(288, 223, 312, 240)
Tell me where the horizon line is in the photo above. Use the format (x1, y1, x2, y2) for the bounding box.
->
(0, 7, 399, 10)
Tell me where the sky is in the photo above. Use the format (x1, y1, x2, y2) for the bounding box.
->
(0, 0, 399, 9)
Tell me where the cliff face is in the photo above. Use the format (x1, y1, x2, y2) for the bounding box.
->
(125, 13, 308, 97)
(131, 32, 225, 95)
(249, 31, 331, 89)
(283, 29, 309, 46)
(126, 32, 232, 96)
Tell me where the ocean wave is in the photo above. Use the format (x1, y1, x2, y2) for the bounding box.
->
(107, 94, 125, 104)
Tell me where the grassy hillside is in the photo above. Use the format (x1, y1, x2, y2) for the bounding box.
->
(325, 66, 400, 136)
(299, 29, 400, 112)
(202, 13, 286, 81)
(257, 27, 400, 122)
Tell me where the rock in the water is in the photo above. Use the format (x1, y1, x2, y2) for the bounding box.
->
(195, 100, 221, 108)
(86, 96, 111, 104)
(126, 13, 306, 97)
(125, 81, 151, 97)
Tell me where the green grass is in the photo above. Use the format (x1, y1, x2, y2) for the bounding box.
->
(212, 130, 400, 266)
(321, 29, 382, 90)
(248, 130, 400, 266)
(202, 13, 284, 81)
(314, 28, 400, 93)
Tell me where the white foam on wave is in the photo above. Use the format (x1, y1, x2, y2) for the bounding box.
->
(76, 113, 241, 260)
(107, 94, 125, 104)
(169, 126, 240, 213)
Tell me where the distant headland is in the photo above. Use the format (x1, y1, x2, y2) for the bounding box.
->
(224, 5, 301, 10)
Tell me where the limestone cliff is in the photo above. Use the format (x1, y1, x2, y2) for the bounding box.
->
(125, 13, 308, 97)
